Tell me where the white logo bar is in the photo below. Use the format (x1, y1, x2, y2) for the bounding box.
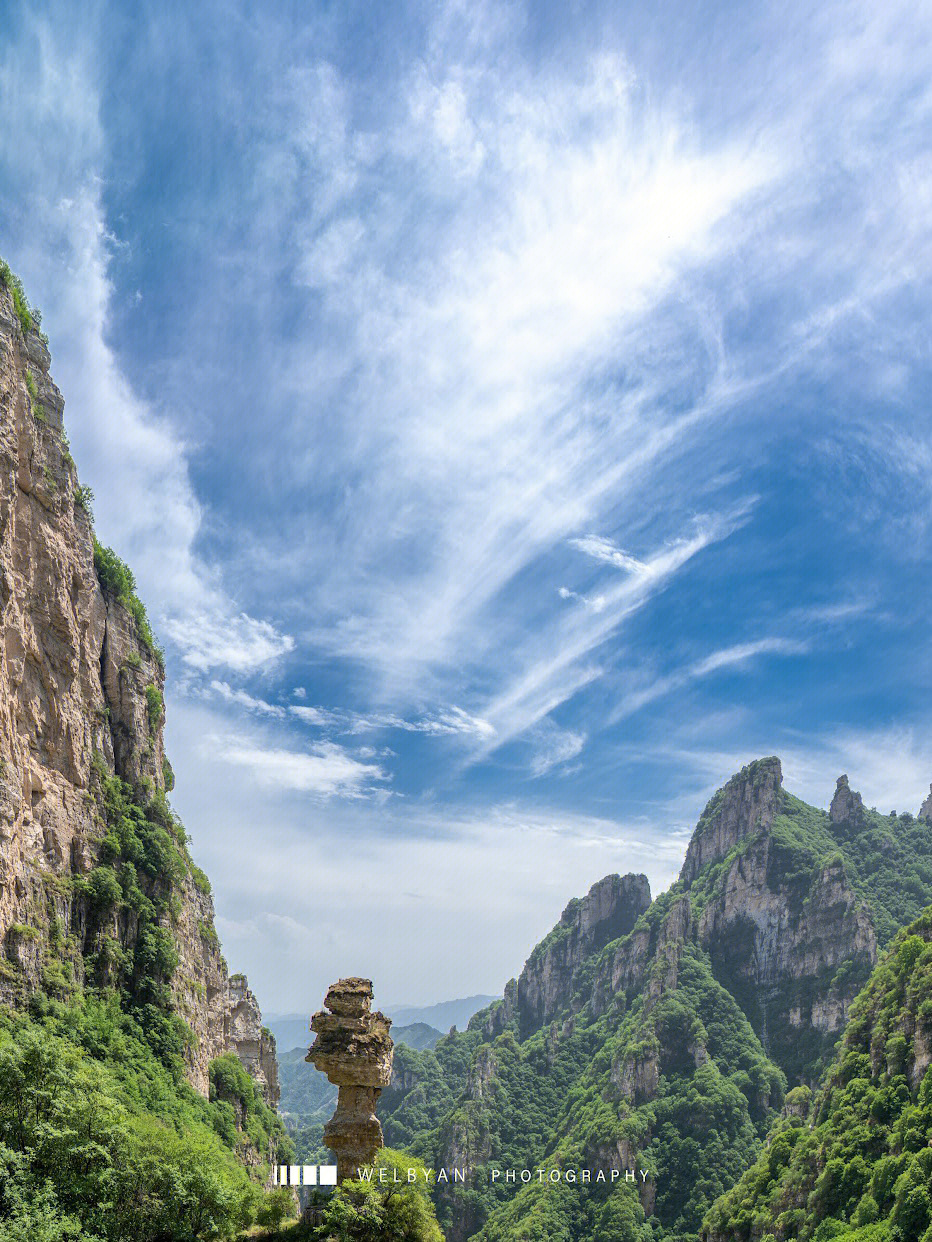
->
(275, 1164, 337, 1186)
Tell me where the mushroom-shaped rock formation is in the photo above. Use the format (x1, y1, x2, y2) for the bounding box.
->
(306, 977, 394, 1182)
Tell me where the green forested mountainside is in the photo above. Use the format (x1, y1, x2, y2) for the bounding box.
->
(278, 1045, 337, 1124)
(0, 998, 292, 1241)
(379, 760, 932, 1242)
(395, 1021, 444, 1051)
(704, 908, 932, 1242)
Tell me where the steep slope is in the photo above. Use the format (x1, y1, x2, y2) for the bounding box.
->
(704, 906, 932, 1242)
(381, 759, 932, 1242)
(0, 266, 290, 1233)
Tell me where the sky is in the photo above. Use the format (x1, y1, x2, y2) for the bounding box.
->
(1, 0, 931, 1015)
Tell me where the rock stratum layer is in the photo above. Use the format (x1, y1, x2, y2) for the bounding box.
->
(308, 977, 394, 1181)
(0, 279, 275, 1103)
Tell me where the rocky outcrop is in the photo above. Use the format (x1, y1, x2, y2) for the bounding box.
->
(223, 974, 280, 1106)
(697, 834, 876, 1074)
(307, 978, 394, 1181)
(685, 764, 877, 1077)
(681, 756, 782, 881)
(920, 783, 932, 825)
(517, 872, 651, 1034)
(0, 279, 272, 1101)
(830, 773, 863, 823)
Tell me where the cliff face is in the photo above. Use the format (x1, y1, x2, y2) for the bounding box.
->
(514, 872, 651, 1036)
(704, 906, 932, 1242)
(0, 281, 275, 1102)
(686, 759, 878, 1079)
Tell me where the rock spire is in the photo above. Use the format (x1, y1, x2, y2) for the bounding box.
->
(830, 774, 863, 823)
(307, 977, 394, 1182)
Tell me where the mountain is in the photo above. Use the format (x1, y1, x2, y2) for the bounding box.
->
(266, 996, 496, 1053)
(381, 757, 932, 1242)
(389, 997, 500, 1032)
(0, 264, 291, 1235)
(395, 1021, 445, 1051)
(265, 1013, 314, 1054)
(704, 902, 932, 1242)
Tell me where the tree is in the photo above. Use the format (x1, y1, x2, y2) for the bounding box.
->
(315, 1149, 443, 1242)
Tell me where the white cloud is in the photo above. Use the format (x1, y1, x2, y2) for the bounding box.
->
(269, 44, 774, 727)
(0, 18, 292, 678)
(479, 508, 753, 750)
(286, 701, 494, 738)
(528, 725, 587, 777)
(209, 734, 390, 800)
(569, 535, 647, 574)
(611, 637, 808, 720)
(167, 701, 685, 1009)
(210, 680, 286, 716)
(164, 612, 294, 673)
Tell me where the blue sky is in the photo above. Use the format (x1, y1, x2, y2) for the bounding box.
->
(1, 0, 931, 1015)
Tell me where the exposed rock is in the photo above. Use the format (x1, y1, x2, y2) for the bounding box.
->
(307, 978, 394, 1181)
(681, 756, 783, 881)
(517, 872, 651, 1034)
(697, 833, 876, 1076)
(830, 773, 863, 823)
(223, 974, 280, 1106)
(0, 281, 272, 1101)
(919, 783, 932, 825)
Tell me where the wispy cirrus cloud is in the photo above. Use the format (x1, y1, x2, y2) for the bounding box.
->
(611, 637, 809, 721)
(210, 734, 390, 800)
(210, 683, 494, 738)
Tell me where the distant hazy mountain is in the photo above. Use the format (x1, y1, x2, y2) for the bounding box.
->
(266, 995, 496, 1054)
(392, 1021, 443, 1051)
(265, 1014, 312, 1055)
(386, 995, 498, 1031)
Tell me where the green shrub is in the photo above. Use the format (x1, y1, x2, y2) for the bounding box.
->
(145, 684, 163, 734)
(0, 257, 42, 336)
(86, 865, 123, 912)
(317, 1148, 443, 1241)
(74, 484, 94, 516)
(0, 1009, 289, 1239)
(92, 539, 162, 662)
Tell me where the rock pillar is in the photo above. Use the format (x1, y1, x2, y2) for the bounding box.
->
(307, 977, 394, 1182)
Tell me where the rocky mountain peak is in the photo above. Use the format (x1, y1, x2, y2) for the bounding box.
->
(681, 755, 783, 882)
(830, 773, 864, 823)
(920, 783, 932, 824)
(515, 872, 651, 1035)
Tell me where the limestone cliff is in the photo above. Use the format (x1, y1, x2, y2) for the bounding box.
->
(0, 278, 275, 1102)
(514, 872, 651, 1036)
(686, 759, 877, 1079)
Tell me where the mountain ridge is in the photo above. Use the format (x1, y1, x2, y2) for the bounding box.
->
(378, 756, 932, 1241)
